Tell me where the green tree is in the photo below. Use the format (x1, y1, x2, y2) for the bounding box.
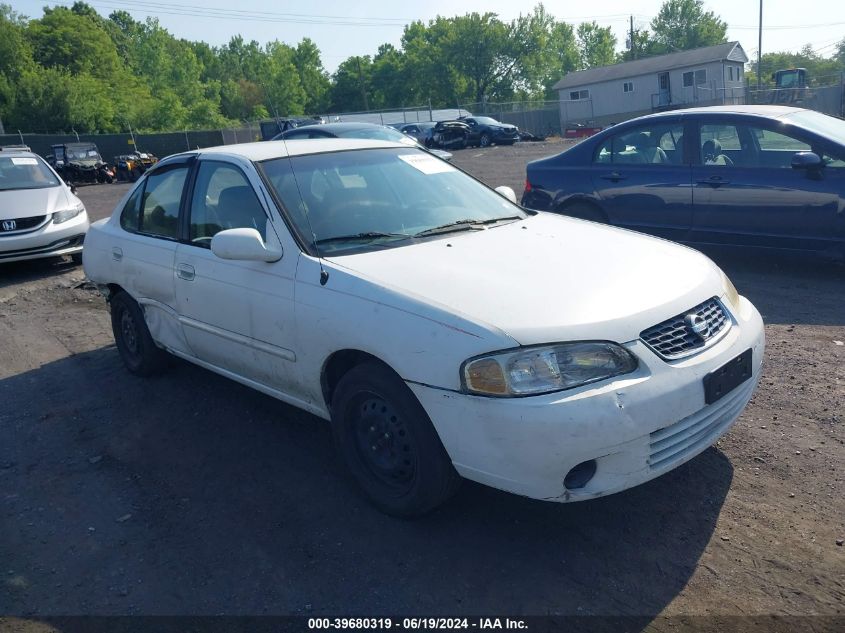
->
(294, 38, 331, 113)
(330, 55, 374, 111)
(577, 21, 617, 69)
(649, 0, 727, 54)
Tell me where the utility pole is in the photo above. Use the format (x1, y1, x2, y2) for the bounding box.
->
(630, 16, 636, 61)
(355, 57, 369, 111)
(757, 0, 763, 90)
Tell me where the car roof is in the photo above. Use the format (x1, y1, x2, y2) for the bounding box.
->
(634, 105, 806, 122)
(192, 138, 408, 162)
(0, 149, 43, 160)
(293, 122, 386, 133)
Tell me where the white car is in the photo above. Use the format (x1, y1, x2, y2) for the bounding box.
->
(0, 148, 89, 264)
(83, 138, 765, 516)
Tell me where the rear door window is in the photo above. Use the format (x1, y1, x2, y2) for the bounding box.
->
(139, 165, 189, 239)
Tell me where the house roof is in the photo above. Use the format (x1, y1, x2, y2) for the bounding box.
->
(553, 42, 747, 90)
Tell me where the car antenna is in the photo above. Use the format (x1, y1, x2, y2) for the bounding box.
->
(276, 134, 329, 286)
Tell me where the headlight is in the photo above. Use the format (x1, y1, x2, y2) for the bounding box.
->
(53, 203, 85, 224)
(462, 342, 638, 397)
(720, 269, 741, 312)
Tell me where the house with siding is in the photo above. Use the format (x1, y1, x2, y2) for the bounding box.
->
(553, 42, 748, 128)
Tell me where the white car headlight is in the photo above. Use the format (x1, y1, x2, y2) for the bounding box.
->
(53, 203, 85, 224)
(462, 342, 638, 397)
(720, 268, 741, 312)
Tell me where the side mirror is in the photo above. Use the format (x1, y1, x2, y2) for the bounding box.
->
(495, 185, 518, 204)
(211, 228, 282, 262)
(791, 151, 823, 170)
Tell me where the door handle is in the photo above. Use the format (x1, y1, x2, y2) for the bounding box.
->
(111, 247, 123, 261)
(697, 176, 731, 186)
(600, 172, 627, 182)
(176, 263, 195, 281)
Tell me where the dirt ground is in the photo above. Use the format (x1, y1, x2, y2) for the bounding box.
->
(0, 141, 843, 627)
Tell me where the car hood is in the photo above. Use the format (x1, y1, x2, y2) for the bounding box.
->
(0, 186, 74, 221)
(329, 213, 726, 346)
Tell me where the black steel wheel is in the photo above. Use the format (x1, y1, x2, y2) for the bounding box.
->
(331, 362, 460, 516)
(110, 291, 169, 376)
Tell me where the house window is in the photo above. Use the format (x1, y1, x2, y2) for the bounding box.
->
(729, 66, 733, 81)
(623, 81, 634, 93)
(569, 89, 589, 100)
(683, 69, 707, 87)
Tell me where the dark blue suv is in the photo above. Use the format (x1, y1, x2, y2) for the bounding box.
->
(522, 106, 845, 259)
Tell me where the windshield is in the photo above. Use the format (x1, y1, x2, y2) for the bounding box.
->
(338, 126, 417, 146)
(0, 156, 61, 191)
(259, 147, 525, 255)
(66, 146, 100, 160)
(785, 110, 845, 143)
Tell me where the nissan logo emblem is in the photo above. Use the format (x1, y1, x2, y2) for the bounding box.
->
(1, 220, 17, 232)
(685, 313, 709, 339)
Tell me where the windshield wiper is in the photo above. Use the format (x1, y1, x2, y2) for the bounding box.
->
(413, 216, 523, 238)
(314, 231, 412, 246)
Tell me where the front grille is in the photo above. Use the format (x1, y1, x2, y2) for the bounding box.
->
(640, 297, 730, 360)
(648, 377, 754, 471)
(0, 215, 49, 235)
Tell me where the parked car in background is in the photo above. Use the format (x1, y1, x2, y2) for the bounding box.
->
(522, 106, 845, 259)
(273, 122, 453, 161)
(259, 117, 323, 141)
(0, 148, 89, 264)
(395, 121, 437, 147)
(431, 120, 471, 150)
(458, 116, 520, 147)
(47, 142, 114, 185)
(83, 137, 763, 516)
(115, 151, 159, 182)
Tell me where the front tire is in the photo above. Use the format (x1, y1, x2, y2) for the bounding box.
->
(479, 133, 492, 148)
(331, 362, 460, 516)
(110, 291, 169, 376)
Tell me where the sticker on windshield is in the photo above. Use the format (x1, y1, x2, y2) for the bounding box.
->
(11, 157, 38, 166)
(398, 153, 456, 175)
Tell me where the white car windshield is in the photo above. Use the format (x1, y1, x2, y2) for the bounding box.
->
(0, 156, 61, 191)
(259, 147, 525, 255)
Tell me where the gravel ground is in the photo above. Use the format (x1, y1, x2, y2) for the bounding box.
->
(0, 141, 843, 625)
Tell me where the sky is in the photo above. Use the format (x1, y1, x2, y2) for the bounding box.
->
(9, 0, 845, 74)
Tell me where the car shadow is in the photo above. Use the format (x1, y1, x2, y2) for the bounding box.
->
(693, 246, 845, 326)
(1, 346, 732, 621)
(0, 257, 80, 290)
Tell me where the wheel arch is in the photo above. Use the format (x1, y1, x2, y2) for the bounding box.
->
(555, 196, 608, 223)
(321, 349, 403, 412)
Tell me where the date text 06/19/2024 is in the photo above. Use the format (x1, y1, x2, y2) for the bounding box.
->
(307, 618, 528, 630)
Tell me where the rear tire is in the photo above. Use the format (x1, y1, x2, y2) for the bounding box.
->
(110, 291, 169, 376)
(331, 362, 460, 517)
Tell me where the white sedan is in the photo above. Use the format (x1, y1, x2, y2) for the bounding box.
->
(83, 138, 765, 516)
(0, 148, 89, 263)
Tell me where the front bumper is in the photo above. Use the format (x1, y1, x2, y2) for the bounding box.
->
(409, 295, 765, 502)
(0, 211, 89, 263)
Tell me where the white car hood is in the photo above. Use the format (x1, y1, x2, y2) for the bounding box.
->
(330, 213, 725, 346)
(0, 185, 73, 221)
